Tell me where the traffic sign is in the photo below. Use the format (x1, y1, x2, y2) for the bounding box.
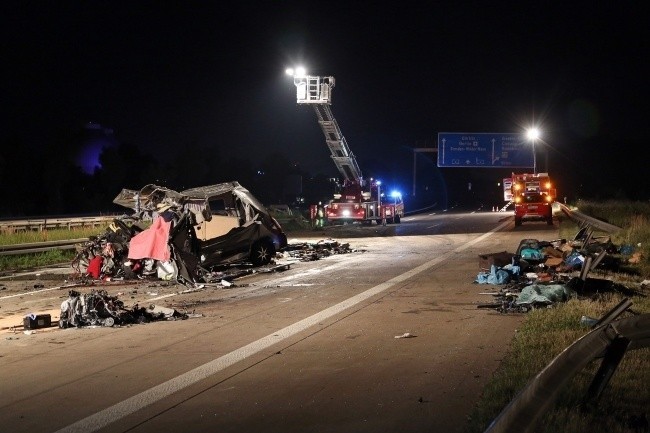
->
(437, 133, 534, 168)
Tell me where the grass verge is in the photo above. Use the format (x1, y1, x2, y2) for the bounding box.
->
(0, 226, 105, 272)
(464, 292, 650, 433)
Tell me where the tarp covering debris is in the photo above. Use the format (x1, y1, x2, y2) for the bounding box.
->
(127, 217, 172, 261)
(514, 284, 577, 306)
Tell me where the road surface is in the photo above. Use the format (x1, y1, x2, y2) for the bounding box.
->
(0, 209, 560, 433)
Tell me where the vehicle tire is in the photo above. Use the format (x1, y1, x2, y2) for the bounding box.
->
(251, 239, 275, 266)
(547, 216, 553, 225)
(515, 217, 522, 227)
(394, 215, 401, 224)
(376, 219, 382, 225)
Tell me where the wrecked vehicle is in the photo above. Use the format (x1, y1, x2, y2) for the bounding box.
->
(73, 182, 288, 286)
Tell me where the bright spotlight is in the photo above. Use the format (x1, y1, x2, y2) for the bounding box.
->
(527, 127, 540, 141)
(390, 191, 402, 199)
(286, 67, 307, 77)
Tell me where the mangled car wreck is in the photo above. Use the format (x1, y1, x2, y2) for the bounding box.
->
(73, 182, 288, 287)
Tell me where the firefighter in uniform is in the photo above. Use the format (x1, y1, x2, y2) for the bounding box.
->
(316, 201, 325, 228)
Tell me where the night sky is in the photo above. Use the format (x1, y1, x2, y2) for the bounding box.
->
(4, 2, 649, 210)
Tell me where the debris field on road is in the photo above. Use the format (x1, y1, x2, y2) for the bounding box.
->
(474, 227, 646, 313)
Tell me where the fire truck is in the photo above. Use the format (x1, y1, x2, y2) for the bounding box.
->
(289, 72, 404, 225)
(510, 172, 556, 226)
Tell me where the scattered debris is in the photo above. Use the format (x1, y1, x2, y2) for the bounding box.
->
(282, 239, 360, 261)
(58, 289, 188, 328)
(394, 332, 416, 339)
(476, 226, 646, 313)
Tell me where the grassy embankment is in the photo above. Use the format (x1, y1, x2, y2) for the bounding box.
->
(465, 200, 650, 433)
(0, 227, 102, 271)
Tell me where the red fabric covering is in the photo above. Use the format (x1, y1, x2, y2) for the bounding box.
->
(127, 217, 171, 261)
(87, 255, 103, 279)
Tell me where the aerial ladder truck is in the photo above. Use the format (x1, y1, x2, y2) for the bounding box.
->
(288, 71, 404, 225)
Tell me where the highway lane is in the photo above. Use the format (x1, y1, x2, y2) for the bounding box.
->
(0, 209, 560, 433)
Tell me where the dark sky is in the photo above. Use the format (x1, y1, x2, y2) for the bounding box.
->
(4, 2, 649, 201)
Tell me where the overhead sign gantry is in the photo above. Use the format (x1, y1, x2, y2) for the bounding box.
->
(437, 132, 535, 168)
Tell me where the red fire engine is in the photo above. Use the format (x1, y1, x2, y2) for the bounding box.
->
(510, 172, 556, 226)
(289, 72, 404, 225)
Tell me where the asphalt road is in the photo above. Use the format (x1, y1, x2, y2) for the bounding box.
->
(0, 209, 560, 433)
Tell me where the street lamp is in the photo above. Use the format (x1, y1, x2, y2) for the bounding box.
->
(526, 128, 540, 174)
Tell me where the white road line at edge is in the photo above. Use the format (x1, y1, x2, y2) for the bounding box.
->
(55, 219, 510, 433)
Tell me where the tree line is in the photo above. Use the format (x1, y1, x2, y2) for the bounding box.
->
(0, 129, 337, 218)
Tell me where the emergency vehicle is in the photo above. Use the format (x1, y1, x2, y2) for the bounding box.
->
(510, 172, 556, 226)
(288, 72, 404, 225)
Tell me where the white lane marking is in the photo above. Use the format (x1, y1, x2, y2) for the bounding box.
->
(55, 219, 510, 433)
(146, 293, 176, 302)
(0, 285, 68, 300)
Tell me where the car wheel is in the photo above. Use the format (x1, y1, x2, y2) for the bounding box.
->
(251, 239, 275, 266)
(394, 215, 401, 224)
(515, 217, 522, 226)
(547, 216, 553, 225)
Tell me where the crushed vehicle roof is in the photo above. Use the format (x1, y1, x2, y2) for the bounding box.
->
(113, 182, 264, 211)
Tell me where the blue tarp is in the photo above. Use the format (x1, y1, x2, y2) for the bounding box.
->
(476, 264, 521, 285)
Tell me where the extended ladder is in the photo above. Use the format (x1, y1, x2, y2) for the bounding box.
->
(292, 75, 362, 184)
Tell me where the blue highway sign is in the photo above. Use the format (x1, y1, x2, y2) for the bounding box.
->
(437, 133, 535, 168)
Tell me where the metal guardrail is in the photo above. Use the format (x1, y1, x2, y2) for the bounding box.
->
(0, 239, 88, 256)
(485, 310, 650, 433)
(558, 203, 623, 233)
(0, 216, 115, 232)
